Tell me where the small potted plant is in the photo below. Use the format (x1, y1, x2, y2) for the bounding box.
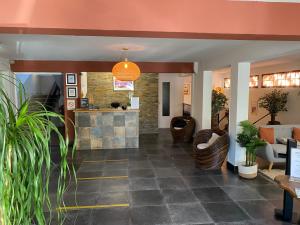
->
(259, 90, 288, 125)
(237, 120, 266, 179)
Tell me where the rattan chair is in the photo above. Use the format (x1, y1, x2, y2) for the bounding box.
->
(193, 129, 229, 169)
(170, 116, 195, 143)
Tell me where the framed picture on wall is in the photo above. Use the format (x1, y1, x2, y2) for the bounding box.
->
(67, 86, 78, 98)
(67, 99, 76, 110)
(183, 83, 191, 95)
(113, 77, 134, 91)
(66, 73, 77, 85)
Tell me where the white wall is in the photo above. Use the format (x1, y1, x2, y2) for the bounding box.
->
(158, 73, 185, 128)
(212, 62, 300, 126)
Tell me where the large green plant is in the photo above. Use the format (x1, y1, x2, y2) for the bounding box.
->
(259, 90, 288, 124)
(0, 74, 76, 225)
(237, 120, 266, 167)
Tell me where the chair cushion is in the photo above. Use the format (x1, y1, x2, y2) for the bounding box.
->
(260, 127, 275, 144)
(173, 119, 187, 128)
(196, 133, 220, 150)
(293, 127, 300, 141)
(271, 144, 287, 157)
(208, 133, 220, 145)
(174, 127, 183, 130)
(197, 143, 210, 149)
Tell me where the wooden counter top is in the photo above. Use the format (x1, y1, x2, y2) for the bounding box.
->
(74, 108, 140, 113)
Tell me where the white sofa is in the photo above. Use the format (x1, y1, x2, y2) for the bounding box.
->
(256, 125, 300, 171)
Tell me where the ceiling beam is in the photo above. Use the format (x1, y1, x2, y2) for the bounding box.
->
(11, 60, 194, 73)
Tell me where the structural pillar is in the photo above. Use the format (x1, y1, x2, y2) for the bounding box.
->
(192, 62, 213, 132)
(0, 58, 16, 103)
(228, 62, 251, 167)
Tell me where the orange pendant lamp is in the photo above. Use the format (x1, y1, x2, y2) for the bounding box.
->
(112, 48, 141, 81)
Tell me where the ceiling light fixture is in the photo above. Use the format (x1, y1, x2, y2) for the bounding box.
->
(112, 48, 141, 81)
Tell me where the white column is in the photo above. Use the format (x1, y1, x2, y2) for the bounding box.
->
(228, 62, 251, 166)
(191, 62, 213, 132)
(0, 58, 16, 103)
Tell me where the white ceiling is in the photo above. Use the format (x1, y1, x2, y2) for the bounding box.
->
(0, 34, 252, 62)
(1, 34, 300, 69)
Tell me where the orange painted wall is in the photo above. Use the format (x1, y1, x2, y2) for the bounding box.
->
(0, 0, 300, 39)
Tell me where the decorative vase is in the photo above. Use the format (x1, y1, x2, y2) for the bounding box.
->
(111, 102, 120, 109)
(238, 163, 258, 179)
(268, 114, 280, 125)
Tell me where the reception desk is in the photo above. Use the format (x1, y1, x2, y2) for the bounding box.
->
(74, 109, 139, 150)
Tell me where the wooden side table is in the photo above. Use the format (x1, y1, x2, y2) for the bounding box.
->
(274, 175, 300, 223)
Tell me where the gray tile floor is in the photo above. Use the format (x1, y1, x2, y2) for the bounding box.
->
(48, 129, 299, 225)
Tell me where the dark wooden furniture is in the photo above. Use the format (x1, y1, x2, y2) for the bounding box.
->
(193, 129, 229, 170)
(274, 139, 300, 223)
(170, 116, 195, 143)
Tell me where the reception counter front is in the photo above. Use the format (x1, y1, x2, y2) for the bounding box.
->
(75, 109, 139, 150)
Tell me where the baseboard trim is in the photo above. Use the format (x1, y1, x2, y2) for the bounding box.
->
(227, 162, 238, 173)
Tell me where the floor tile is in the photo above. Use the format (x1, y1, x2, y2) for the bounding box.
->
(129, 169, 155, 178)
(254, 184, 283, 200)
(237, 200, 275, 220)
(192, 187, 232, 203)
(157, 177, 188, 190)
(154, 168, 181, 178)
(91, 207, 130, 225)
(100, 179, 129, 193)
(210, 173, 247, 186)
(162, 189, 198, 204)
(222, 186, 264, 201)
(183, 176, 218, 188)
(203, 201, 250, 223)
(130, 205, 172, 225)
(130, 190, 164, 206)
(168, 203, 213, 224)
(129, 178, 159, 191)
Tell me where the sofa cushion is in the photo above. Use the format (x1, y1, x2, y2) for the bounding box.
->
(271, 144, 287, 157)
(277, 137, 288, 145)
(293, 127, 300, 141)
(260, 127, 275, 144)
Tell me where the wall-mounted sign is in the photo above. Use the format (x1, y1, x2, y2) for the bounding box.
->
(66, 73, 77, 85)
(183, 83, 191, 95)
(113, 77, 134, 91)
(67, 86, 78, 98)
(67, 99, 76, 110)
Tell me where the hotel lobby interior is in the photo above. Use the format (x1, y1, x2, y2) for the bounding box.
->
(2, 1, 300, 225)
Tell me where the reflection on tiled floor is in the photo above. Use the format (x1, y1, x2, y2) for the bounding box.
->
(48, 129, 297, 225)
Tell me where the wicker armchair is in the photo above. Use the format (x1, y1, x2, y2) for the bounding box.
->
(193, 129, 229, 169)
(170, 116, 195, 143)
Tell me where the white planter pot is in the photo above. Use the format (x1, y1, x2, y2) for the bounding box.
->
(238, 163, 258, 179)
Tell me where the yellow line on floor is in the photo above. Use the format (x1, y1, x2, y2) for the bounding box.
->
(77, 176, 128, 181)
(82, 159, 128, 163)
(56, 203, 129, 211)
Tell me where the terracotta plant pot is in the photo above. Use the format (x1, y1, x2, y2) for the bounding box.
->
(238, 163, 258, 179)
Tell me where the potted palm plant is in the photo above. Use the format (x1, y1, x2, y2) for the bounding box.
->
(211, 87, 228, 130)
(0, 74, 76, 225)
(237, 120, 266, 179)
(259, 90, 288, 125)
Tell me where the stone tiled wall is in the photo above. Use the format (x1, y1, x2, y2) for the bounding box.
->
(87, 72, 158, 133)
(75, 111, 139, 149)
